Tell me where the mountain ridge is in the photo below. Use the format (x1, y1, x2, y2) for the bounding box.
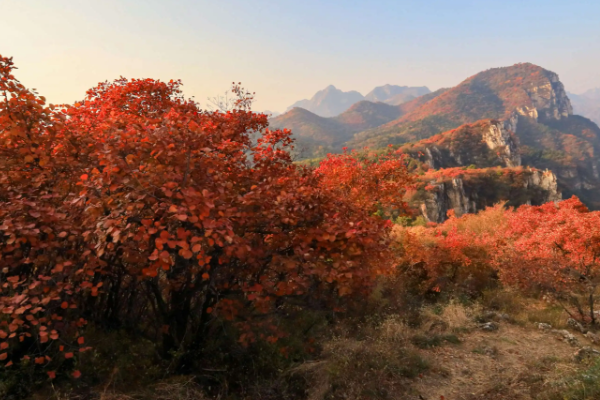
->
(273, 62, 600, 213)
(284, 84, 432, 118)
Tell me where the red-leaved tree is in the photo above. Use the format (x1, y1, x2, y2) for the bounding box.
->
(497, 196, 600, 324)
(0, 55, 412, 376)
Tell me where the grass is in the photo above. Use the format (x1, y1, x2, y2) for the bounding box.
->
(524, 305, 568, 329)
(411, 334, 461, 349)
(539, 358, 600, 400)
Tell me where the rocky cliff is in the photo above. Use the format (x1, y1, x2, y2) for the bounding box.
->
(414, 168, 561, 223)
(519, 71, 573, 120)
(400, 120, 521, 171)
(482, 120, 521, 167)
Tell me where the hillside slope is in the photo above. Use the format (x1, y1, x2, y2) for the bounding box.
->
(349, 63, 572, 148)
(271, 89, 449, 157)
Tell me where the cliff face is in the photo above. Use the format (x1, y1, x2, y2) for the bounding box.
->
(416, 168, 561, 223)
(481, 121, 521, 167)
(401, 120, 521, 170)
(521, 72, 573, 120)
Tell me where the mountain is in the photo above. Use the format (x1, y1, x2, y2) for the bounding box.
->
(398, 119, 561, 221)
(349, 63, 573, 149)
(364, 84, 431, 105)
(285, 84, 433, 118)
(568, 90, 600, 126)
(262, 110, 281, 118)
(581, 88, 600, 100)
(270, 107, 350, 147)
(285, 85, 365, 117)
(270, 90, 451, 159)
(270, 101, 405, 159)
(272, 62, 600, 215)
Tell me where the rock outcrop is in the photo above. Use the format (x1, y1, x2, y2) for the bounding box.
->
(524, 169, 561, 202)
(482, 121, 521, 167)
(403, 120, 522, 171)
(419, 178, 476, 223)
(523, 72, 573, 120)
(416, 168, 561, 223)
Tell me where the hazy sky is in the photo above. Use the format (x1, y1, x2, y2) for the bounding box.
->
(2, 0, 600, 113)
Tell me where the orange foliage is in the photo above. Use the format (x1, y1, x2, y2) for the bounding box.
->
(315, 147, 413, 215)
(496, 196, 600, 323)
(0, 55, 410, 373)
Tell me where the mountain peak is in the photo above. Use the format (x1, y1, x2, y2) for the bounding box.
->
(365, 85, 431, 105)
(285, 85, 365, 117)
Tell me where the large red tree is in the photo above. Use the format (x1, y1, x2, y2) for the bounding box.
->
(0, 55, 411, 374)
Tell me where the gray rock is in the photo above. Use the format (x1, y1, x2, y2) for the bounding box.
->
(568, 318, 586, 333)
(553, 329, 579, 346)
(479, 322, 499, 331)
(574, 346, 600, 362)
(584, 331, 600, 344)
(536, 322, 552, 330)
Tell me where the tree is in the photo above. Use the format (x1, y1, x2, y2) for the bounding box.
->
(0, 54, 411, 375)
(315, 147, 413, 216)
(497, 196, 600, 324)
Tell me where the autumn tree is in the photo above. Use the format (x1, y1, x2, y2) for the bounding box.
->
(394, 204, 505, 296)
(497, 196, 600, 324)
(315, 147, 413, 216)
(0, 54, 412, 376)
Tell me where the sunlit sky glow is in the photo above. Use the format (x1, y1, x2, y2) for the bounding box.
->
(3, 0, 600, 112)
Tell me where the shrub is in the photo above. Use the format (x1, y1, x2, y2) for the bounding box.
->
(496, 196, 600, 325)
(0, 54, 412, 384)
(394, 204, 505, 297)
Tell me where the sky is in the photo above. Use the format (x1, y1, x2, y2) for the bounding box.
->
(2, 0, 600, 113)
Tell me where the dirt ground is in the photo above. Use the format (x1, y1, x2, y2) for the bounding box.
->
(413, 323, 594, 400)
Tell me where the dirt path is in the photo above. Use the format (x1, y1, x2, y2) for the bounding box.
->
(413, 323, 594, 400)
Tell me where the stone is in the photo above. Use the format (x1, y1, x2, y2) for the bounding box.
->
(567, 318, 586, 334)
(584, 331, 600, 344)
(482, 121, 521, 167)
(574, 346, 600, 362)
(419, 169, 561, 223)
(479, 322, 499, 331)
(552, 329, 579, 346)
(536, 322, 552, 330)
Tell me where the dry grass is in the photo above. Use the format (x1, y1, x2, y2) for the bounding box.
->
(295, 299, 599, 400)
(32, 295, 593, 400)
(36, 377, 208, 400)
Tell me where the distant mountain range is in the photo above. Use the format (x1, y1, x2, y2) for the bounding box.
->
(284, 84, 431, 118)
(271, 63, 600, 216)
(568, 89, 600, 126)
(364, 84, 431, 105)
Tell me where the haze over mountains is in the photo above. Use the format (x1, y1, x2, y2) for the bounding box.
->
(271, 63, 600, 218)
(284, 84, 431, 117)
(568, 88, 600, 126)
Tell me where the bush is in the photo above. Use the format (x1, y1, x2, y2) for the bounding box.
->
(0, 54, 412, 395)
